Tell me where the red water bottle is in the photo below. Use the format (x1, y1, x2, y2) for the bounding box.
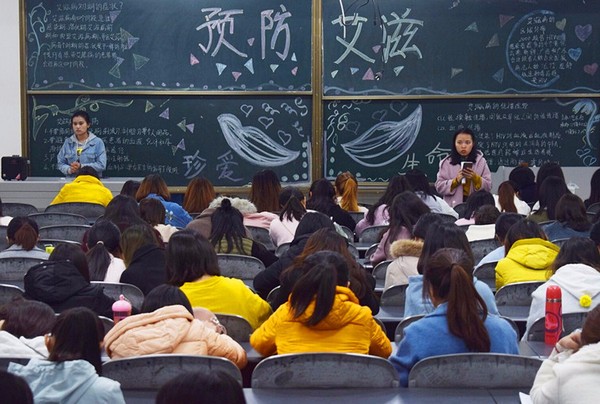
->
(544, 286, 562, 345)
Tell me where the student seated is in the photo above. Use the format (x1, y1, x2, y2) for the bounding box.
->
(390, 248, 519, 387)
(104, 284, 247, 368)
(0, 217, 49, 260)
(49, 166, 113, 207)
(250, 251, 391, 358)
(156, 371, 245, 404)
(0, 298, 55, 358)
(0, 370, 33, 404)
(530, 305, 600, 403)
(8, 307, 125, 403)
(465, 205, 500, 242)
(269, 186, 307, 247)
(86, 219, 126, 282)
(475, 212, 522, 269)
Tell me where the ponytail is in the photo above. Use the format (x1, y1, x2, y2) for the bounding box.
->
(335, 172, 360, 212)
(280, 195, 306, 222)
(424, 248, 490, 352)
(86, 242, 111, 281)
(7, 217, 40, 251)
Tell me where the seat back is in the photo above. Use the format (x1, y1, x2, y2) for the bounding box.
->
(469, 238, 500, 263)
(217, 254, 266, 280)
(472, 261, 498, 292)
(363, 243, 379, 264)
(0, 356, 30, 371)
(91, 281, 145, 311)
(0, 257, 47, 288)
(275, 242, 291, 258)
(380, 284, 408, 307)
(453, 203, 467, 218)
(338, 225, 355, 242)
(266, 285, 281, 306)
(495, 281, 544, 306)
(436, 213, 458, 224)
(38, 224, 91, 243)
(526, 312, 589, 341)
(99, 315, 115, 336)
(347, 244, 359, 260)
(1, 202, 38, 217)
(37, 239, 82, 250)
(373, 260, 392, 282)
(246, 226, 276, 252)
(103, 355, 242, 390)
(45, 202, 105, 223)
(587, 202, 600, 214)
(348, 211, 365, 225)
(0, 283, 25, 305)
(358, 225, 388, 244)
(28, 212, 88, 227)
(251, 353, 399, 388)
(0, 226, 7, 250)
(408, 353, 543, 388)
(215, 313, 253, 343)
(551, 238, 569, 248)
(394, 314, 425, 343)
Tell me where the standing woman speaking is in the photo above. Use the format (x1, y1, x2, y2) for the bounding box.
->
(56, 110, 107, 177)
(435, 128, 491, 207)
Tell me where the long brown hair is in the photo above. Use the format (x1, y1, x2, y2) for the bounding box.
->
(183, 177, 216, 214)
(249, 169, 281, 212)
(423, 248, 490, 352)
(497, 181, 517, 213)
(136, 174, 171, 202)
(335, 171, 360, 212)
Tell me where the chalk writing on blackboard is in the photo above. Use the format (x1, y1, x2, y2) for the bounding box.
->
(27, 1, 311, 91)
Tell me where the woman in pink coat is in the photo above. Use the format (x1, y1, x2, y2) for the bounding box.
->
(435, 129, 492, 208)
(104, 285, 247, 368)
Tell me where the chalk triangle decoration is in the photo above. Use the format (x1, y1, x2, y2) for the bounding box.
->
(331, 70, 338, 78)
(232, 71, 242, 81)
(186, 123, 195, 133)
(133, 54, 150, 71)
(145, 100, 155, 113)
(171, 146, 178, 155)
(451, 68, 463, 78)
(177, 139, 186, 151)
(177, 119, 187, 132)
(159, 108, 170, 120)
(350, 67, 359, 75)
(362, 68, 375, 80)
(120, 28, 133, 42)
(108, 64, 121, 79)
(270, 64, 279, 72)
(216, 63, 227, 75)
(486, 33, 500, 48)
(109, 10, 121, 23)
(393, 66, 404, 76)
(499, 15, 514, 28)
(127, 37, 139, 49)
(465, 22, 478, 32)
(291, 67, 298, 76)
(244, 59, 254, 74)
(492, 68, 504, 83)
(114, 56, 125, 66)
(190, 53, 199, 65)
(247, 38, 255, 46)
(291, 53, 297, 62)
(372, 45, 381, 53)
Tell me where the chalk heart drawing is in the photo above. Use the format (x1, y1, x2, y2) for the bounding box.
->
(341, 106, 423, 168)
(277, 130, 292, 145)
(217, 114, 299, 167)
(568, 48, 582, 61)
(372, 110, 388, 122)
(584, 63, 598, 76)
(345, 121, 360, 135)
(575, 24, 592, 42)
(258, 116, 274, 129)
(240, 104, 253, 117)
(555, 18, 566, 31)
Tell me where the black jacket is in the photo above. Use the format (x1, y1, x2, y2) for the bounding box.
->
(24, 260, 114, 318)
(120, 244, 167, 296)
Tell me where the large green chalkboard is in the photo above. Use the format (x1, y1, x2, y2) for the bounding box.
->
(29, 94, 312, 186)
(324, 97, 600, 182)
(323, 0, 600, 95)
(26, 0, 311, 91)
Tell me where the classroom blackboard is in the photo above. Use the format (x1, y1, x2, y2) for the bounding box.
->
(26, 0, 311, 91)
(324, 97, 600, 182)
(28, 94, 312, 186)
(323, 0, 600, 95)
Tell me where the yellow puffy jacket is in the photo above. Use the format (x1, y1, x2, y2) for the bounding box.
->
(50, 175, 113, 207)
(250, 286, 391, 358)
(495, 238, 559, 290)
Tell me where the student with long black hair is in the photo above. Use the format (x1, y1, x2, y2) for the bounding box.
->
(8, 307, 125, 403)
(269, 186, 307, 247)
(86, 219, 125, 282)
(306, 178, 355, 231)
(250, 251, 391, 357)
(390, 248, 518, 386)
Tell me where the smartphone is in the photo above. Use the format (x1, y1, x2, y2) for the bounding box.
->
(461, 161, 473, 170)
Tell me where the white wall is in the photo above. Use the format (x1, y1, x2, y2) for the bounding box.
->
(0, 1, 23, 158)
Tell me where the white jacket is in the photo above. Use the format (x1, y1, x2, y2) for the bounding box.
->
(0, 331, 48, 358)
(525, 264, 600, 337)
(494, 194, 531, 215)
(531, 342, 600, 404)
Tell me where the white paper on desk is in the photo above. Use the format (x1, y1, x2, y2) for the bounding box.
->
(519, 392, 533, 404)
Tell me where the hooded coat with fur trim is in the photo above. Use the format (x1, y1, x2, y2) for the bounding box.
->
(384, 239, 423, 290)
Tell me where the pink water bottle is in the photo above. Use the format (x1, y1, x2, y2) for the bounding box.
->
(544, 286, 562, 345)
(112, 295, 132, 324)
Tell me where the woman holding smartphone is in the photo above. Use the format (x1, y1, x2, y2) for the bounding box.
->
(435, 128, 492, 207)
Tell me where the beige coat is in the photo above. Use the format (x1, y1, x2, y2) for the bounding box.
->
(384, 239, 423, 290)
(104, 305, 247, 368)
